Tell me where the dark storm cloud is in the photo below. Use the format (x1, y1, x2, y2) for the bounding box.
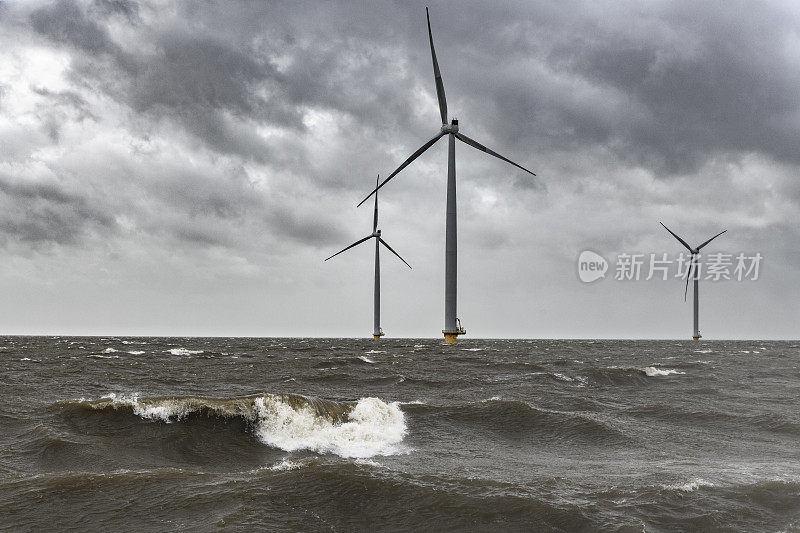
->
(552, 2, 800, 173)
(19, 1, 800, 206)
(0, 176, 116, 245)
(452, 1, 800, 177)
(29, 0, 117, 56)
(26, 0, 423, 170)
(92, 0, 139, 22)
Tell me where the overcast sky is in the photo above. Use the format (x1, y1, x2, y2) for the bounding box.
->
(0, 0, 797, 338)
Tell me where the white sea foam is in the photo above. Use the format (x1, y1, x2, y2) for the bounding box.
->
(103, 348, 119, 353)
(355, 458, 383, 468)
(365, 350, 385, 354)
(167, 348, 204, 356)
(694, 349, 712, 354)
(127, 351, 145, 355)
(643, 366, 686, 377)
(90, 393, 407, 459)
(461, 348, 483, 351)
(666, 478, 714, 492)
(89, 354, 120, 359)
(100, 393, 189, 422)
(253, 396, 406, 458)
(267, 460, 308, 472)
(359, 356, 375, 364)
(20, 357, 33, 361)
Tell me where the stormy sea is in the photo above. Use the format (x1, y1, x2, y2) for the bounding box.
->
(1, 337, 799, 531)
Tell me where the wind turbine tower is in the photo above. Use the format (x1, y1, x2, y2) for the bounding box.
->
(358, 8, 538, 343)
(327, 176, 411, 339)
(660, 222, 726, 341)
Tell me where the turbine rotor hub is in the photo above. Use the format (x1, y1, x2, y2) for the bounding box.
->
(441, 118, 459, 134)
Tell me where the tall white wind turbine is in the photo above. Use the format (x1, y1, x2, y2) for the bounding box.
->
(357, 7, 538, 343)
(327, 176, 411, 339)
(660, 222, 726, 340)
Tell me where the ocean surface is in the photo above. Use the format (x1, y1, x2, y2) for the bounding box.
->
(1, 337, 799, 531)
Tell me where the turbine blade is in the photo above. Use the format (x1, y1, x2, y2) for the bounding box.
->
(324, 235, 373, 262)
(379, 237, 412, 269)
(357, 131, 445, 207)
(696, 229, 727, 250)
(426, 7, 448, 124)
(454, 132, 537, 177)
(684, 257, 695, 302)
(660, 222, 693, 252)
(373, 174, 379, 232)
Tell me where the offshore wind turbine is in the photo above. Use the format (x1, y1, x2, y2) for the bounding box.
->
(357, 8, 537, 343)
(326, 175, 411, 339)
(660, 222, 726, 341)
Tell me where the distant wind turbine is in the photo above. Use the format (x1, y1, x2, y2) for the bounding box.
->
(357, 7, 538, 343)
(660, 222, 727, 341)
(327, 175, 411, 339)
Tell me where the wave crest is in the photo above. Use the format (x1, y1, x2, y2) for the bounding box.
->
(59, 393, 406, 458)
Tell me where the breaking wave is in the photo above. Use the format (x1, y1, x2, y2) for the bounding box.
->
(664, 478, 715, 492)
(57, 393, 406, 458)
(167, 348, 204, 356)
(642, 366, 685, 377)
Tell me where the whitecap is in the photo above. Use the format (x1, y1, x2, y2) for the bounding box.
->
(253, 396, 406, 458)
(359, 356, 375, 364)
(103, 348, 119, 353)
(461, 348, 483, 351)
(355, 458, 383, 468)
(127, 351, 145, 355)
(643, 366, 685, 377)
(665, 478, 714, 492)
(267, 460, 308, 472)
(365, 350, 385, 354)
(167, 348, 203, 356)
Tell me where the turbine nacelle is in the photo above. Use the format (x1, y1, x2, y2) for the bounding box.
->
(372, 230, 382, 238)
(441, 118, 459, 134)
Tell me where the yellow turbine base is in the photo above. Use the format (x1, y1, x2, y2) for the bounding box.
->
(692, 336, 701, 341)
(443, 328, 466, 344)
(373, 333, 384, 340)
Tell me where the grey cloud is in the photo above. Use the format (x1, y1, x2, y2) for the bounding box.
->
(0, 177, 117, 245)
(91, 0, 139, 23)
(29, 0, 117, 56)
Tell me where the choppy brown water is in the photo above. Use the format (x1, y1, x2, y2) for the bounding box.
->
(1, 337, 800, 531)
